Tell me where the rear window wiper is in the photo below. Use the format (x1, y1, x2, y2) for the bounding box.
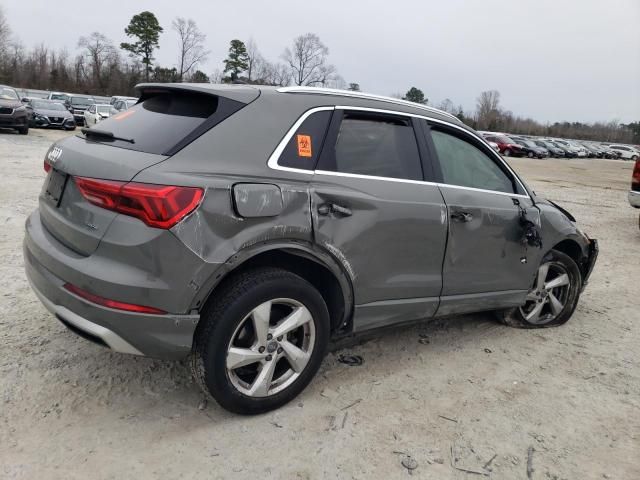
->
(81, 127, 135, 144)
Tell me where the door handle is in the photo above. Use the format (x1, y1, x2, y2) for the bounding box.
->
(318, 203, 352, 217)
(451, 211, 473, 222)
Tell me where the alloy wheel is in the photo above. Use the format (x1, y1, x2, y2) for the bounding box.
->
(519, 261, 572, 325)
(226, 298, 315, 397)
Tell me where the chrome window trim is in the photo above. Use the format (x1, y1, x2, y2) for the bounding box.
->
(277, 86, 460, 122)
(266, 105, 531, 200)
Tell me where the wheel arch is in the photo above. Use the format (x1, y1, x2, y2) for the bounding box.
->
(194, 242, 355, 336)
(549, 238, 588, 281)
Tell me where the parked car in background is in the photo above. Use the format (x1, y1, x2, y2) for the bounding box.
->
(487, 141, 500, 153)
(608, 144, 639, 161)
(110, 95, 138, 106)
(482, 133, 526, 156)
(0, 84, 29, 134)
(27, 99, 76, 130)
(24, 84, 598, 414)
(553, 139, 585, 157)
(64, 95, 95, 126)
(534, 139, 565, 158)
(581, 142, 604, 158)
(84, 104, 112, 127)
(544, 139, 577, 158)
(47, 92, 70, 103)
(111, 97, 137, 113)
(512, 138, 548, 158)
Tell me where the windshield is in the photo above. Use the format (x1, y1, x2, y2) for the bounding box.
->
(125, 99, 137, 108)
(50, 94, 67, 100)
(97, 105, 111, 114)
(523, 140, 538, 148)
(33, 100, 66, 111)
(0, 87, 19, 101)
(71, 97, 94, 106)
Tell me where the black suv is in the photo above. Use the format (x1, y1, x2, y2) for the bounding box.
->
(64, 96, 95, 126)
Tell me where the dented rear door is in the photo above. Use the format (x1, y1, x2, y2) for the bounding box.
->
(311, 109, 447, 331)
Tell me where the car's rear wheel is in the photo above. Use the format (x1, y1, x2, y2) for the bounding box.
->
(503, 149, 511, 157)
(191, 267, 330, 414)
(496, 249, 582, 328)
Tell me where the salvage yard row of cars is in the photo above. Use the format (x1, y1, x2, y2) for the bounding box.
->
(0, 84, 137, 134)
(480, 130, 640, 161)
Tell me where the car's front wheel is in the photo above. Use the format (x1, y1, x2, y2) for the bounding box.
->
(17, 126, 28, 135)
(527, 151, 534, 158)
(191, 267, 330, 414)
(496, 249, 582, 328)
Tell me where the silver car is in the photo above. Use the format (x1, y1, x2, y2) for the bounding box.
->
(24, 85, 598, 414)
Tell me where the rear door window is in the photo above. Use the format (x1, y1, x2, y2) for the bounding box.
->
(318, 112, 423, 180)
(85, 90, 228, 155)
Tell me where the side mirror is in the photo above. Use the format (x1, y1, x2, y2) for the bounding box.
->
(21, 98, 29, 103)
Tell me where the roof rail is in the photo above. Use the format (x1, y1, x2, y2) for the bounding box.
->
(277, 86, 460, 122)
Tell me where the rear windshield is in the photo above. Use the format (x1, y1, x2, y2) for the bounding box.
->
(84, 91, 218, 155)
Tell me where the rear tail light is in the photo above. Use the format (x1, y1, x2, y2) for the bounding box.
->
(633, 159, 640, 191)
(44, 160, 51, 173)
(74, 177, 203, 229)
(64, 283, 166, 314)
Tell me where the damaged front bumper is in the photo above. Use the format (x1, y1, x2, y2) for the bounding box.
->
(581, 239, 598, 291)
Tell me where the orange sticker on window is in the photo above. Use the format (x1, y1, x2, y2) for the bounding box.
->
(297, 134, 312, 157)
(113, 110, 135, 121)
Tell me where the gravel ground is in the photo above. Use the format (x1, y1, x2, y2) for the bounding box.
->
(1, 128, 638, 479)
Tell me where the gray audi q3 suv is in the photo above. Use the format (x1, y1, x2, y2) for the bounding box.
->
(24, 84, 598, 414)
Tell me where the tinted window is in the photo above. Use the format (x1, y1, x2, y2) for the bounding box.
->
(278, 110, 332, 170)
(321, 113, 422, 180)
(431, 129, 515, 193)
(85, 91, 219, 155)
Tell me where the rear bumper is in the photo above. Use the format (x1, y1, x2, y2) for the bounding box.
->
(24, 209, 201, 359)
(629, 190, 640, 209)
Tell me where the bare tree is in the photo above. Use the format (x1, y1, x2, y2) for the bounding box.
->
(245, 38, 263, 82)
(476, 90, 501, 130)
(0, 5, 10, 56)
(172, 17, 209, 82)
(282, 33, 336, 86)
(78, 33, 116, 91)
(438, 98, 456, 114)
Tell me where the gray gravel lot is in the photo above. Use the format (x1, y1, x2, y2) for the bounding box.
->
(1, 128, 638, 479)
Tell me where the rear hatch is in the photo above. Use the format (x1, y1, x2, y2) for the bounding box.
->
(39, 84, 258, 256)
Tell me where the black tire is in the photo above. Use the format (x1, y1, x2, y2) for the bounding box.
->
(191, 267, 330, 415)
(495, 249, 582, 329)
(503, 149, 511, 157)
(17, 126, 28, 135)
(527, 151, 534, 158)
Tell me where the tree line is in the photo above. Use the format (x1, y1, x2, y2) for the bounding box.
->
(0, 8, 345, 96)
(0, 7, 637, 144)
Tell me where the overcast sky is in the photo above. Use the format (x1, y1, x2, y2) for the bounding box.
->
(4, 0, 639, 123)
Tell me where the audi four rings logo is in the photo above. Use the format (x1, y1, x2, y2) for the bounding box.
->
(47, 146, 63, 163)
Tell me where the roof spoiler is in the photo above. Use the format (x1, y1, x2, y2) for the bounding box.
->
(135, 83, 260, 105)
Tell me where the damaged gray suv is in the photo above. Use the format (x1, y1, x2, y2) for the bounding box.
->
(24, 85, 598, 414)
